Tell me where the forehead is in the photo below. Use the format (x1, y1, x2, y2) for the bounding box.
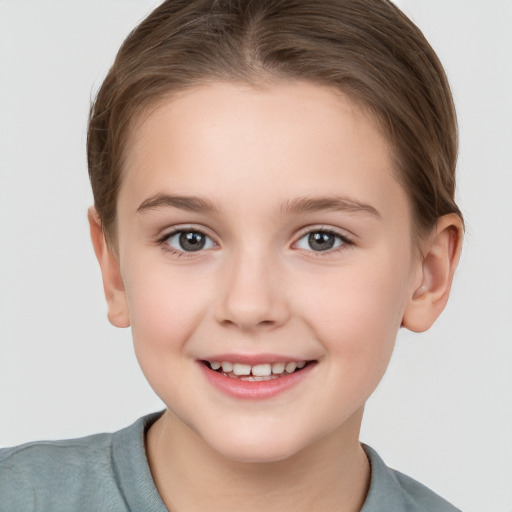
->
(120, 81, 409, 222)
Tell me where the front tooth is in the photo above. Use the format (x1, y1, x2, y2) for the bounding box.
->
(233, 363, 251, 376)
(221, 361, 233, 372)
(285, 362, 297, 373)
(272, 362, 286, 374)
(210, 361, 221, 370)
(252, 363, 272, 377)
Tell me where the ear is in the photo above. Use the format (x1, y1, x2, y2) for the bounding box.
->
(88, 207, 130, 328)
(402, 213, 463, 333)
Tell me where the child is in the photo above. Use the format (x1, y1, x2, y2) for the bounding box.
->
(0, 0, 464, 510)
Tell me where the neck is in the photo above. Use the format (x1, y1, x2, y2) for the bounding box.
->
(146, 409, 370, 512)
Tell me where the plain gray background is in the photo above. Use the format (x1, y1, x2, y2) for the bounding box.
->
(0, 1, 511, 511)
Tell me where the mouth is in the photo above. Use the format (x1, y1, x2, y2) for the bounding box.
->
(199, 357, 317, 400)
(201, 359, 313, 381)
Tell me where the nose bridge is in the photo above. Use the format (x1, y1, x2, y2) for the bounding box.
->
(216, 244, 289, 330)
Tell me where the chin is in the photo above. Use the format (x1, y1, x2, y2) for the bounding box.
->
(216, 441, 300, 464)
(200, 424, 313, 464)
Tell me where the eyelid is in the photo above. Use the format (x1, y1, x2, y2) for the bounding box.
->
(294, 224, 354, 241)
(155, 224, 219, 255)
(292, 225, 354, 254)
(155, 223, 217, 242)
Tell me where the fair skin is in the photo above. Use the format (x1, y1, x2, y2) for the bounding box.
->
(90, 81, 462, 512)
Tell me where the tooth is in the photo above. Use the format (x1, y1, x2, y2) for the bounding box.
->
(210, 361, 221, 370)
(297, 361, 306, 369)
(221, 361, 233, 372)
(252, 363, 272, 377)
(233, 363, 251, 376)
(272, 362, 285, 374)
(285, 362, 297, 373)
(241, 375, 278, 381)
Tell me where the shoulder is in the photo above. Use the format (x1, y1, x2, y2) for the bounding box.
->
(0, 431, 117, 511)
(391, 468, 462, 512)
(0, 429, 114, 468)
(361, 444, 462, 512)
(0, 413, 164, 512)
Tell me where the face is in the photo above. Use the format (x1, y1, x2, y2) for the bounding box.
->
(114, 81, 423, 462)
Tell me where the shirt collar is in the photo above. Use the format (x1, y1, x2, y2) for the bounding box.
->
(360, 444, 408, 512)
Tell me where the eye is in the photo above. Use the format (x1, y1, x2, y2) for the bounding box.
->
(295, 230, 348, 252)
(164, 229, 216, 253)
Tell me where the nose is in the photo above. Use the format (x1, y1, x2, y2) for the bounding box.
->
(215, 249, 290, 332)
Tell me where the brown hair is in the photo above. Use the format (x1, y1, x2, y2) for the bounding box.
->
(87, 0, 462, 245)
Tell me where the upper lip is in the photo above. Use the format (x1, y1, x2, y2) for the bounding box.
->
(199, 353, 314, 365)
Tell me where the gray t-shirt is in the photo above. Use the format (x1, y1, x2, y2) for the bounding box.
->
(0, 412, 461, 511)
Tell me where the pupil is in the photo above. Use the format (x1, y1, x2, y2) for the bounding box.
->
(309, 232, 335, 251)
(179, 231, 205, 251)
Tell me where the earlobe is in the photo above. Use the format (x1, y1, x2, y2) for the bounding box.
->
(88, 207, 130, 328)
(402, 214, 463, 333)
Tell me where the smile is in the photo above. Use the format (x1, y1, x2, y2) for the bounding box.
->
(199, 358, 316, 399)
(204, 360, 308, 381)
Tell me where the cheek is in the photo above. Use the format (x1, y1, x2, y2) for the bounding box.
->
(297, 277, 404, 415)
(121, 265, 216, 408)
(123, 264, 212, 356)
(296, 253, 412, 375)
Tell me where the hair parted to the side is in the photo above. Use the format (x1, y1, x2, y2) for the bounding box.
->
(87, 0, 462, 247)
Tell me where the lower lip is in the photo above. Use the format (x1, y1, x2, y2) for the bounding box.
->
(198, 362, 316, 400)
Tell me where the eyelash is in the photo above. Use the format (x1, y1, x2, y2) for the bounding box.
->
(294, 228, 354, 256)
(156, 227, 217, 258)
(155, 226, 354, 257)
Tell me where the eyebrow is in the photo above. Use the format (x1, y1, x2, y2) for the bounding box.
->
(280, 196, 381, 218)
(137, 194, 221, 214)
(136, 193, 380, 218)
